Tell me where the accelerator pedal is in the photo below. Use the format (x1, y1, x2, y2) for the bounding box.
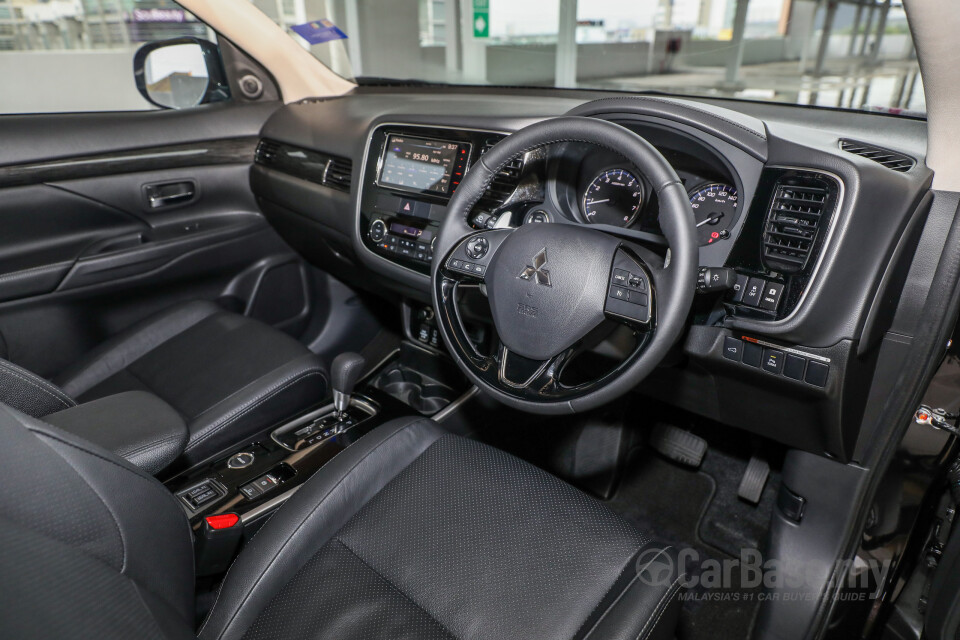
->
(650, 424, 707, 468)
(737, 456, 770, 505)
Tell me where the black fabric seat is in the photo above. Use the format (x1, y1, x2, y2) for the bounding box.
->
(0, 300, 327, 467)
(0, 408, 686, 640)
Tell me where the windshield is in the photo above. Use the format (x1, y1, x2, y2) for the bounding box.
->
(265, 0, 923, 117)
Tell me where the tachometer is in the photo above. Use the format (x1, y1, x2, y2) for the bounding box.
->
(582, 169, 643, 227)
(689, 182, 739, 246)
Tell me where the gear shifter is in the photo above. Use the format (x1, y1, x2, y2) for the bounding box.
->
(331, 352, 366, 419)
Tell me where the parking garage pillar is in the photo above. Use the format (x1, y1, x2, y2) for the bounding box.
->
(869, 0, 891, 65)
(723, 0, 750, 88)
(858, 1, 876, 57)
(555, 0, 578, 88)
(813, 0, 838, 75)
(847, 0, 864, 57)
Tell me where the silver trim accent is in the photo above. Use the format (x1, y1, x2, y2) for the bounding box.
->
(332, 389, 349, 414)
(750, 165, 846, 326)
(498, 346, 551, 389)
(270, 396, 379, 451)
(226, 452, 255, 470)
(433, 386, 479, 422)
(241, 485, 301, 524)
(356, 122, 513, 280)
(739, 337, 831, 364)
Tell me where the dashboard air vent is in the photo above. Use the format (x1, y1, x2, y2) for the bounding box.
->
(762, 180, 830, 274)
(839, 139, 915, 172)
(480, 136, 524, 202)
(254, 139, 352, 193)
(255, 139, 281, 166)
(324, 157, 353, 192)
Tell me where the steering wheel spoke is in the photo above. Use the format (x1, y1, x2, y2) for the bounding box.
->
(495, 345, 576, 397)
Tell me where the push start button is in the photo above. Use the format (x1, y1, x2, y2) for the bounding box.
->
(227, 452, 255, 469)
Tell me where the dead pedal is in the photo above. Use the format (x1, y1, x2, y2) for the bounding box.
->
(738, 456, 770, 505)
(650, 424, 707, 468)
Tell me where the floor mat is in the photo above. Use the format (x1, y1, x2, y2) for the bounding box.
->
(607, 450, 767, 640)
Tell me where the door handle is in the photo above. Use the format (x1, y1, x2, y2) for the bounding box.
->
(143, 180, 197, 209)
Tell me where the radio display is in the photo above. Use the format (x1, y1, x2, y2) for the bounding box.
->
(378, 135, 460, 194)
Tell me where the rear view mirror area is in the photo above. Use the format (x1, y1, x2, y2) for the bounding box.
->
(133, 37, 230, 110)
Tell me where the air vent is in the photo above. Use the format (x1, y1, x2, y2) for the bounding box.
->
(480, 136, 524, 202)
(839, 139, 915, 172)
(324, 156, 353, 192)
(762, 181, 830, 274)
(255, 139, 281, 166)
(254, 139, 352, 193)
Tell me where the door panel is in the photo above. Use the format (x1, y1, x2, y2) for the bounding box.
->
(0, 103, 323, 378)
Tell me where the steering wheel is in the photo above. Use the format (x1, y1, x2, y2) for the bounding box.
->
(430, 117, 698, 414)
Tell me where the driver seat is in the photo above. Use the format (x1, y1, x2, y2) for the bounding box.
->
(0, 405, 685, 640)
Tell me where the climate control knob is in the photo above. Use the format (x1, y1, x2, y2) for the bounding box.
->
(369, 219, 386, 242)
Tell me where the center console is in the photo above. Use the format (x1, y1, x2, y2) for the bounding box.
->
(358, 124, 522, 276)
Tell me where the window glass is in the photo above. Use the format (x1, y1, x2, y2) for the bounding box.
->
(260, 0, 924, 117)
(0, 0, 216, 113)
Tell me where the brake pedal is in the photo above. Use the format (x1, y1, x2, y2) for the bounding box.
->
(738, 456, 770, 505)
(650, 424, 707, 468)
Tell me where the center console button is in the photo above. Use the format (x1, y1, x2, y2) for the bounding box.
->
(730, 274, 748, 303)
(762, 349, 784, 374)
(759, 282, 784, 311)
(368, 219, 386, 242)
(722, 337, 742, 361)
(742, 278, 765, 307)
(227, 452, 255, 470)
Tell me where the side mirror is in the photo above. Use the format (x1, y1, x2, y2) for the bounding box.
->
(133, 38, 230, 110)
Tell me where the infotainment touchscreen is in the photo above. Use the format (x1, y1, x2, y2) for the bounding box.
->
(378, 135, 460, 194)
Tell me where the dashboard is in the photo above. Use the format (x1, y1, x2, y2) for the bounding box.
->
(249, 87, 931, 464)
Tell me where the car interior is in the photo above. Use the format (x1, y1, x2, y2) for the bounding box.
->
(4, 0, 960, 639)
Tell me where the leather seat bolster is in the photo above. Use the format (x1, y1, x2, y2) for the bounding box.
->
(181, 353, 328, 466)
(0, 357, 76, 417)
(55, 300, 221, 398)
(44, 391, 188, 475)
(0, 406, 196, 634)
(582, 544, 686, 640)
(198, 416, 447, 640)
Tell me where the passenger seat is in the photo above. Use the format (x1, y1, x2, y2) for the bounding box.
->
(0, 300, 328, 468)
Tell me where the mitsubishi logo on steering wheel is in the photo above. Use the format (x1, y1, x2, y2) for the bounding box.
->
(518, 248, 551, 287)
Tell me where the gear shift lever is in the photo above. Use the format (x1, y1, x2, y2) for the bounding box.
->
(331, 352, 366, 418)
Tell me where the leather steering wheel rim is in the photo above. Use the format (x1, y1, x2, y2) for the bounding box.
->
(430, 116, 698, 414)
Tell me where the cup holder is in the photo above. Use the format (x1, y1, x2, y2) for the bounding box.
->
(372, 365, 456, 415)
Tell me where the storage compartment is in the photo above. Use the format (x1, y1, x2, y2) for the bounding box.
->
(370, 341, 468, 415)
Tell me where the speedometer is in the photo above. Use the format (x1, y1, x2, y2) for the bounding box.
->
(582, 169, 643, 227)
(689, 182, 739, 246)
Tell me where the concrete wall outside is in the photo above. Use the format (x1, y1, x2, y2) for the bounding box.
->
(0, 49, 152, 113)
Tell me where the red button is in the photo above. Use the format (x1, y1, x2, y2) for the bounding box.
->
(205, 513, 240, 530)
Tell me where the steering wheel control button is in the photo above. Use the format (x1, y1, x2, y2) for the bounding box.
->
(742, 341, 763, 368)
(722, 337, 742, 361)
(612, 269, 630, 286)
(742, 277, 765, 307)
(759, 282, 785, 311)
(783, 354, 807, 380)
(804, 361, 829, 387)
(227, 452, 255, 469)
(609, 285, 630, 302)
(466, 236, 489, 259)
(761, 349, 784, 375)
